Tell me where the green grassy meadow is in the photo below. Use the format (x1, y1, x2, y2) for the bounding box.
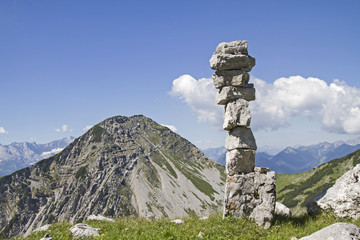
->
(10, 211, 360, 240)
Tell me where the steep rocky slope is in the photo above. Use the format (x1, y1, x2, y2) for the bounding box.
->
(0, 115, 225, 238)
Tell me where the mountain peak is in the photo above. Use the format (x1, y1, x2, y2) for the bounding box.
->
(0, 115, 225, 238)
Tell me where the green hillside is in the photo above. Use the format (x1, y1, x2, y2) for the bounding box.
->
(276, 149, 360, 215)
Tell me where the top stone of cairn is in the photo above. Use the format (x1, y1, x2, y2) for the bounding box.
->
(215, 40, 248, 55)
(210, 40, 255, 71)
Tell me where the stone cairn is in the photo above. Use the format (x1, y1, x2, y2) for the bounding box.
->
(209, 40, 276, 229)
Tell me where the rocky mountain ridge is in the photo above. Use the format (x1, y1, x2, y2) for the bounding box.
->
(0, 137, 74, 176)
(0, 115, 225, 238)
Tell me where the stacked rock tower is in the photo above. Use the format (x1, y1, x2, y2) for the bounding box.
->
(210, 40, 276, 229)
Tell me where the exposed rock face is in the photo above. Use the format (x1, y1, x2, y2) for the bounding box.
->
(309, 164, 360, 219)
(298, 222, 360, 240)
(210, 40, 275, 228)
(0, 115, 225, 238)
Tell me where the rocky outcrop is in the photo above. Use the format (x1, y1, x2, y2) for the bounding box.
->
(307, 164, 360, 219)
(210, 40, 276, 228)
(0, 115, 225, 238)
(296, 223, 360, 240)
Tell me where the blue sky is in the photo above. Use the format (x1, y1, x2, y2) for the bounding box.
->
(1, 0, 360, 149)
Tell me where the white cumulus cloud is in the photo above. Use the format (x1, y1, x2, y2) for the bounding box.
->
(0, 127, 8, 134)
(170, 74, 360, 134)
(55, 124, 73, 133)
(161, 124, 178, 132)
(251, 76, 360, 134)
(169, 74, 223, 127)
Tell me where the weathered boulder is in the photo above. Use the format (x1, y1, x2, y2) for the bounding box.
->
(216, 86, 255, 105)
(223, 99, 251, 130)
(275, 202, 292, 217)
(215, 40, 248, 55)
(298, 222, 360, 240)
(210, 53, 255, 71)
(311, 164, 360, 219)
(212, 70, 250, 89)
(226, 149, 255, 175)
(69, 224, 100, 238)
(225, 127, 257, 151)
(223, 170, 276, 229)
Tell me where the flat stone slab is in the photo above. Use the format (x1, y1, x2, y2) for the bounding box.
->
(213, 70, 250, 89)
(225, 127, 257, 150)
(210, 53, 255, 71)
(226, 149, 255, 175)
(215, 40, 248, 55)
(223, 99, 251, 130)
(216, 86, 255, 105)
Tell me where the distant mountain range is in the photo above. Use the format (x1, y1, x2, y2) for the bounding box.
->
(202, 137, 360, 174)
(0, 137, 74, 176)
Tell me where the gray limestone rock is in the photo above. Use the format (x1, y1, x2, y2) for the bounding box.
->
(299, 222, 360, 240)
(223, 99, 251, 130)
(210, 53, 255, 71)
(70, 223, 100, 238)
(216, 86, 255, 105)
(314, 164, 360, 219)
(212, 70, 250, 89)
(275, 202, 292, 217)
(223, 171, 276, 228)
(226, 149, 255, 175)
(225, 127, 257, 151)
(215, 40, 248, 55)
